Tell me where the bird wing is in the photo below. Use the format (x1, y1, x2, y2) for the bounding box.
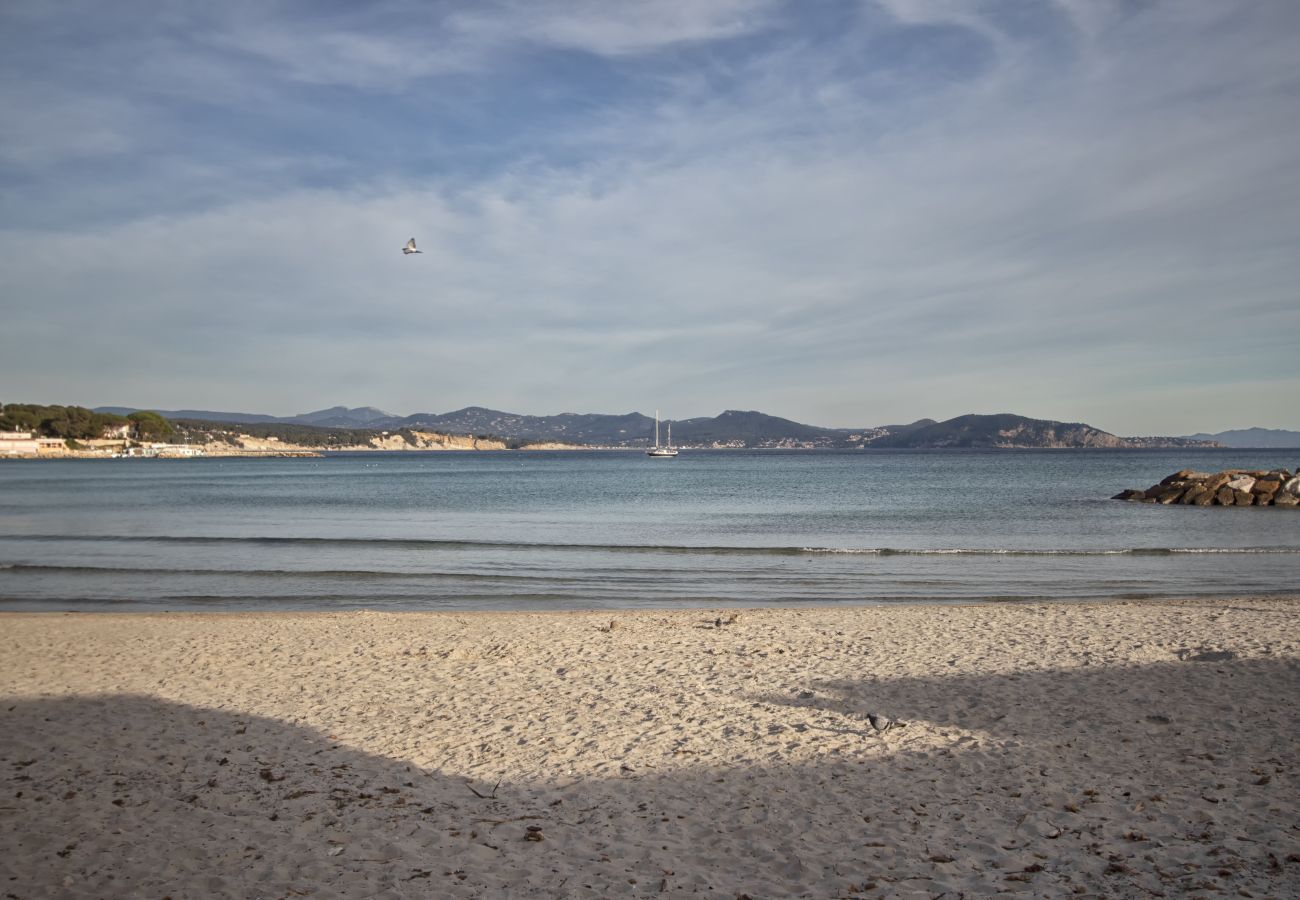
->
(404, 238, 417, 252)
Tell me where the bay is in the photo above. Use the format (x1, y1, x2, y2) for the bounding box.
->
(1, 448, 1297, 611)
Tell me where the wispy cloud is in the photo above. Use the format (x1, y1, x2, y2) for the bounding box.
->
(454, 0, 780, 57)
(1, 0, 1297, 433)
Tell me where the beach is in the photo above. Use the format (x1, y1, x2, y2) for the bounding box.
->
(2, 599, 1298, 898)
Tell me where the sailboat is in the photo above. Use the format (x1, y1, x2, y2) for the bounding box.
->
(646, 409, 679, 458)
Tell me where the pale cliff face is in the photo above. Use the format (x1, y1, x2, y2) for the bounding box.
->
(366, 434, 413, 451)
(404, 431, 507, 451)
(992, 424, 1126, 449)
(219, 431, 508, 452)
(181, 429, 586, 454)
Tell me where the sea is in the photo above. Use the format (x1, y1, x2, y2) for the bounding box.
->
(1, 449, 1298, 612)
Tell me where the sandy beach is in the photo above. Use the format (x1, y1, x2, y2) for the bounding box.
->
(2, 599, 1298, 898)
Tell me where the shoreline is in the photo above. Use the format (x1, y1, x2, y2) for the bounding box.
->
(6, 591, 1300, 616)
(10, 444, 1298, 461)
(5, 590, 1300, 614)
(3, 597, 1298, 897)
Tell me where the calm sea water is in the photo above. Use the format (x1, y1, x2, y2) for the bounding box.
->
(1, 449, 1298, 611)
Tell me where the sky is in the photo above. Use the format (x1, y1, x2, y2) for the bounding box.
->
(1, 0, 1297, 435)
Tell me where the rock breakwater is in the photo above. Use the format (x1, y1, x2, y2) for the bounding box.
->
(1113, 468, 1300, 507)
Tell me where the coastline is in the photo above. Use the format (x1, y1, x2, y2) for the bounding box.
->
(3, 598, 1298, 897)
(0, 429, 594, 459)
(5, 442, 1297, 460)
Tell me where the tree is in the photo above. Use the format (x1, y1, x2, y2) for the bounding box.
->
(0, 404, 47, 433)
(0, 403, 129, 440)
(128, 411, 175, 442)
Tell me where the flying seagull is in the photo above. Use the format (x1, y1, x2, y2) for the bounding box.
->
(402, 238, 422, 255)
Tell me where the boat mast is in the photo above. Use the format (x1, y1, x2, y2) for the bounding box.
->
(654, 409, 660, 448)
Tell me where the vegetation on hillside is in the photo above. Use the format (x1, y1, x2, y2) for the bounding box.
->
(868, 413, 1122, 448)
(1, 403, 130, 441)
(2, 403, 182, 443)
(174, 419, 388, 447)
(127, 410, 175, 441)
(174, 419, 524, 449)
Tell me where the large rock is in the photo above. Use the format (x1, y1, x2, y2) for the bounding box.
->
(1204, 473, 1232, 492)
(1252, 477, 1283, 495)
(1161, 469, 1210, 485)
(1115, 468, 1299, 509)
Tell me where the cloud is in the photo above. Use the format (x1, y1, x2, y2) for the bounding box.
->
(453, 0, 779, 57)
(0, 86, 139, 167)
(192, 1, 781, 93)
(1, 1, 1297, 432)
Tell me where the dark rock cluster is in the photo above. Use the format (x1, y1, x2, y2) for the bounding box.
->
(1113, 468, 1300, 507)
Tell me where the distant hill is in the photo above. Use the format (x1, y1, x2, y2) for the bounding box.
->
(97, 405, 393, 429)
(95, 405, 1213, 449)
(95, 407, 285, 425)
(287, 406, 394, 428)
(872, 419, 937, 437)
(869, 413, 1215, 449)
(97, 404, 881, 447)
(396, 407, 656, 444)
(1181, 427, 1300, 448)
(673, 410, 842, 446)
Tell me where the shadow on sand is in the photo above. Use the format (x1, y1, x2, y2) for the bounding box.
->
(2, 654, 1298, 898)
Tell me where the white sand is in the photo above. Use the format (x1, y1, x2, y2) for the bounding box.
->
(2, 599, 1298, 898)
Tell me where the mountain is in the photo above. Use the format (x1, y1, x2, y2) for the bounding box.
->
(869, 413, 1215, 449)
(286, 406, 394, 428)
(396, 407, 657, 444)
(669, 410, 844, 447)
(96, 406, 394, 429)
(382, 409, 940, 448)
(95, 405, 1213, 449)
(1181, 427, 1300, 448)
(392, 408, 888, 447)
(97, 403, 874, 446)
(872, 419, 937, 437)
(94, 407, 285, 425)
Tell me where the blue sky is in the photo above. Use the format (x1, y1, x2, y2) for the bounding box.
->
(1, 0, 1297, 434)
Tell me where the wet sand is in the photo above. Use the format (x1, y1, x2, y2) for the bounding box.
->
(2, 598, 1299, 898)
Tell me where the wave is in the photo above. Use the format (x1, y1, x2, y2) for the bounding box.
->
(2, 533, 1298, 558)
(800, 547, 1300, 556)
(0, 564, 583, 582)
